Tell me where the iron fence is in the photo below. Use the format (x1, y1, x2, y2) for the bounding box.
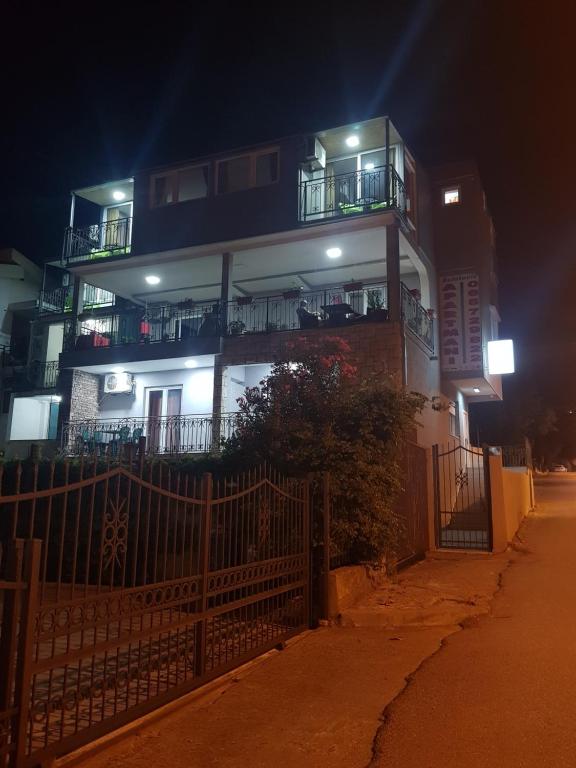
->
(63, 218, 132, 263)
(500, 444, 530, 468)
(1, 361, 60, 392)
(299, 164, 406, 222)
(433, 442, 492, 551)
(61, 414, 238, 456)
(401, 284, 434, 351)
(0, 460, 313, 766)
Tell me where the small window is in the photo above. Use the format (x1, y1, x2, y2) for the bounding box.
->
(152, 175, 173, 207)
(255, 152, 279, 186)
(177, 166, 209, 201)
(218, 155, 251, 194)
(443, 187, 460, 206)
(449, 401, 461, 438)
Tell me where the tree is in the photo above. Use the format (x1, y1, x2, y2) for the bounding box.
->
(223, 336, 426, 562)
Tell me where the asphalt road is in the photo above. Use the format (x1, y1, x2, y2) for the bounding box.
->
(371, 474, 576, 768)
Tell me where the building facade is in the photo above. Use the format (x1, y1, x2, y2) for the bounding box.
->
(0, 117, 502, 458)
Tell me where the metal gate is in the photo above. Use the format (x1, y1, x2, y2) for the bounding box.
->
(0, 461, 312, 766)
(432, 443, 492, 551)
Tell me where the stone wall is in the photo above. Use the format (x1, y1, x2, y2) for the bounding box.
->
(60, 369, 101, 425)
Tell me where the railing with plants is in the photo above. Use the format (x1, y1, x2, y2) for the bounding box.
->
(63, 217, 132, 263)
(401, 283, 434, 351)
(299, 164, 406, 223)
(61, 413, 238, 455)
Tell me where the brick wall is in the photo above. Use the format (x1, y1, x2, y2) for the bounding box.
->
(60, 369, 101, 423)
(221, 322, 405, 385)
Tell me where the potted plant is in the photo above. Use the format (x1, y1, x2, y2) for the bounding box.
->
(367, 290, 388, 321)
(236, 296, 253, 306)
(228, 320, 246, 336)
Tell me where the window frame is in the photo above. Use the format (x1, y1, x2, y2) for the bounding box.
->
(442, 186, 461, 206)
(149, 163, 210, 208)
(215, 147, 280, 195)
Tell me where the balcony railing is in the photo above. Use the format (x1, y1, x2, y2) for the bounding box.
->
(63, 218, 132, 263)
(38, 283, 116, 315)
(401, 284, 434, 351)
(299, 165, 406, 223)
(1, 361, 60, 391)
(61, 414, 237, 456)
(63, 285, 390, 351)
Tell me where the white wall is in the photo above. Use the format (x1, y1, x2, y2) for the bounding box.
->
(99, 367, 215, 419)
(225, 364, 272, 413)
(10, 396, 51, 440)
(45, 324, 64, 362)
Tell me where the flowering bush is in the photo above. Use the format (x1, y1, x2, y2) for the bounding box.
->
(223, 337, 426, 562)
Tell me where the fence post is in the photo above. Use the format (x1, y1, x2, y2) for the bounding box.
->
(14, 539, 41, 768)
(303, 475, 311, 627)
(431, 444, 440, 549)
(321, 472, 331, 621)
(0, 541, 24, 722)
(196, 473, 212, 677)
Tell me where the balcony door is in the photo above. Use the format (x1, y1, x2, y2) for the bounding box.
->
(145, 386, 182, 453)
(102, 202, 132, 250)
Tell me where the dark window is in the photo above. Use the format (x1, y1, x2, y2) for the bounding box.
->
(255, 152, 279, 186)
(178, 166, 209, 201)
(218, 156, 251, 194)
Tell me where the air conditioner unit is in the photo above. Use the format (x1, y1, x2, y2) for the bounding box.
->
(104, 372, 133, 394)
(304, 136, 326, 170)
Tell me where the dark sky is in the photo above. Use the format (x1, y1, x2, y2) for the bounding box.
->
(2, 0, 576, 395)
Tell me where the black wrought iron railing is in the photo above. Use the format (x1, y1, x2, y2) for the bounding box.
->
(500, 445, 530, 468)
(38, 285, 73, 314)
(299, 165, 406, 223)
(401, 284, 434, 351)
(1, 361, 60, 390)
(63, 217, 132, 263)
(62, 413, 237, 456)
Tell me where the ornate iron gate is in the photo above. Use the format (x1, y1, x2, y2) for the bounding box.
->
(0, 461, 311, 766)
(432, 443, 492, 551)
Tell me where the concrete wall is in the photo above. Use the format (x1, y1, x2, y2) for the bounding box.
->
(490, 454, 534, 552)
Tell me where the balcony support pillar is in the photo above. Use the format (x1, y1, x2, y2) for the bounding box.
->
(386, 222, 401, 322)
(71, 276, 84, 334)
(211, 358, 226, 451)
(219, 252, 234, 335)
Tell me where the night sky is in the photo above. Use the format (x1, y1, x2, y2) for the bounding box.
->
(2, 0, 575, 405)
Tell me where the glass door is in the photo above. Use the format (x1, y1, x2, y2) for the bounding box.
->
(145, 387, 182, 453)
(102, 202, 132, 249)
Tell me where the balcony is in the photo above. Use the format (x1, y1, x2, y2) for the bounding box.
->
(63, 218, 132, 264)
(299, 165, 406, 224)
(1, 360, 60, 391)
(38, 283, 116, 316)
(61, 413, 237, 456)
(62, 281, 433, 356)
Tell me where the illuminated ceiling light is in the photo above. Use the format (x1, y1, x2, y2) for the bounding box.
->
(112, 367, 125, 374)
(184, 359, 198, 368)
(345, 135, 360, 148)
(364, 162, 375, 170)
(326, 247, 342, 259)
(473, 387, 480, 393)
(112, 190, 126, 201)
(145, 275, 161, 285)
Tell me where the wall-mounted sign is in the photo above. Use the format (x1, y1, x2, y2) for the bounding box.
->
(440, 272, 483, 372)
(487, 339, 515, 375)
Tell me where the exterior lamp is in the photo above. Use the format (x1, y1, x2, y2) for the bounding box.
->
(487, 340, 515, 375)
(145, 275, 161, 285)
(326, 247, 342, 259)
(473, 387, 480, 393)
(345, 135, 360, 148)
(112, 190, 126, 201)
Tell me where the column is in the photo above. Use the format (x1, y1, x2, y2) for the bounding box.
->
(211, 358, 226, 451)
(219, 251, 234, 335)
(386, 222, 401, 322)
(69, 276, 85, 344)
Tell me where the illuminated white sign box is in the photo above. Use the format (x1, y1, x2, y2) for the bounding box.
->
(487, 340, 515, 375)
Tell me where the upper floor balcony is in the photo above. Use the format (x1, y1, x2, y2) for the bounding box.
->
(61, 178, 133, 265)
(38, 282, 116, 316)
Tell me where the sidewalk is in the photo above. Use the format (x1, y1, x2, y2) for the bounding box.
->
(60, 549, 514, 768)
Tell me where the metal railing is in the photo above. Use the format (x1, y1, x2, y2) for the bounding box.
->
(62, 413, 238, 455)
(299, 165, 406, 223)
(38, 285, 73, 314)
(500, 445, 530, 468)
(63, 217, 132, 263)
(401, 284, 434, 351)
(1, 360, 60, 390)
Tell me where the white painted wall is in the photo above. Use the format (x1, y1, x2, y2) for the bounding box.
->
(45, 324, 64, 362)
(99, 367, 215, 419)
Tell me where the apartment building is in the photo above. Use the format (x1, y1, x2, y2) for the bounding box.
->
(0, 116, 502, 458)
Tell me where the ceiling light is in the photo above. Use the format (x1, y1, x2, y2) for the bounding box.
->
(112, 367, 125, 374)
(473, 387, 480, 393)
(184, 359, 198, 368)
(345, 135, 360, 148)
(112, 190, 126, 201)
(364, 162, 375, 170)
(326, 247, 342, 259)
(145, 275, 161, 285)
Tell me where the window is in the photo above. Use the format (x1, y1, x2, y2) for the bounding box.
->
(216, 149, 279, 194)
(9, 396, 60, 441)
(449, 401, 460, 438)
(150, 164, 209, 207)
(443, 187, 460, 206)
